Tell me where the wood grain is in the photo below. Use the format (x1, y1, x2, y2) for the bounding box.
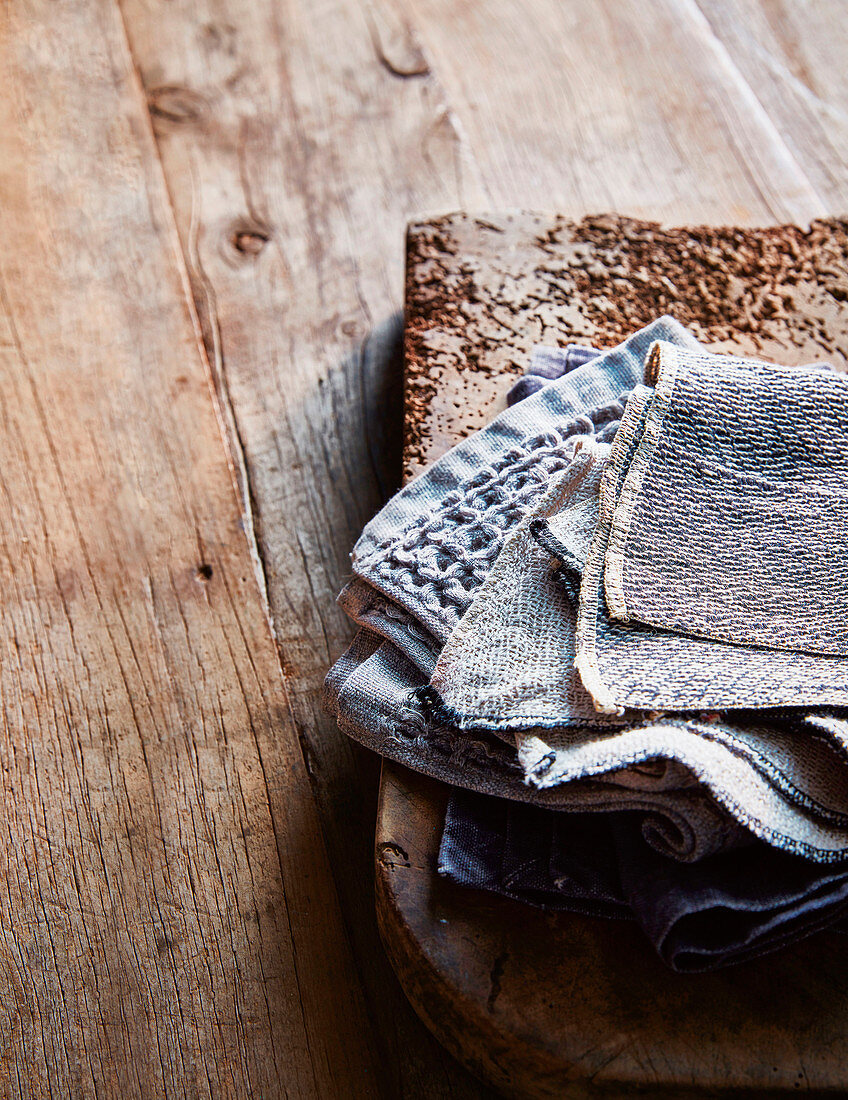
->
(116, 0, 491, 1092)
(378, 762, 848, 1098)
(403, 0, 827, 224)
(0, 1, 381, 1095)
(696, 0, 848, 212)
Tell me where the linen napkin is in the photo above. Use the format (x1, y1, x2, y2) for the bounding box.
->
(347, 318, 700, 646)
(608, 341, 848, 654)
(574, 347, 848, 713)
(324, 627, 745, 861)
(507, 343, 601, 406)
(424, 443, 621, 732)
(424, 441, 848, 862)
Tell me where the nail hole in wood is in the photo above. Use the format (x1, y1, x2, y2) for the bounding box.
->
(147, 85, 206, 124)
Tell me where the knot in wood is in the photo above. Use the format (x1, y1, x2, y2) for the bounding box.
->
(231, 225, 270, 256)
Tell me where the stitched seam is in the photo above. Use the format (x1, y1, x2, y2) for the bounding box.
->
(528, 519, 584, 574)
(360, 601, 440, 653)
(573, 390, 652, 716)
(617, 600, 848, 661)
(689, 722, 848, 826)
(619, 682, 848, 711)
(337, 704, 522, 774)
(529, 716, 848, 825)
(530, 723, 848, 863)
(385, 697, 523, 773)
(604, 341, 680, 621)
(413, 684, 623, 732)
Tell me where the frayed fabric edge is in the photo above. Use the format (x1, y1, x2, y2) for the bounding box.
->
(603, 341, 681, 622)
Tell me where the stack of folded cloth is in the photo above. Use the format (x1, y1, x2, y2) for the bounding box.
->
(325, 316, 848, 972)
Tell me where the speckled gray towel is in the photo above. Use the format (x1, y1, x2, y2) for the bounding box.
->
(427, 442, 848, 862)
(345, 318, 699, 648)
(323, 626, 744, 861)
(327, 319, 848, 868)
(575, 343, 848, 714)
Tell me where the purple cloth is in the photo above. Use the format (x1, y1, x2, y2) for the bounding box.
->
(507, 343, 601, 406)
(439, 788, 848, 972)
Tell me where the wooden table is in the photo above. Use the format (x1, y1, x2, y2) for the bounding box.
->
(1, 1, 847, 1096)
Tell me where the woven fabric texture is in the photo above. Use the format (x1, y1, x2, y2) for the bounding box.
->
(575, 358, 848, 713)
(350, 318, 700, 644)
(607, 341, 848, 656)
(517, 715, 848, 863)
(427, 444, 622, 731)
(325, 627, 748, 861)
(336, 576, 440, 677)
(327, 317, 848, 872)
(507, 343, 601, 406)
(424, 433, 848, 862)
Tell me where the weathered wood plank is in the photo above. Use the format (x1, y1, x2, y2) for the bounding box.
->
(379, 762, 848, 1098)
(403, 211, 848, 475)
(0, 1, 383, 1094)
(403, 0, 827, 223)
(116, 0, 493, 1092)
(696, 0, 848, 212)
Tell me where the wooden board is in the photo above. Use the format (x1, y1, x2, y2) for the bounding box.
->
(403, 211, 848, 477)
(0, 2, 384, 1094)
(378, 764, 848, 1098)
(377, 211, 848, 1096)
